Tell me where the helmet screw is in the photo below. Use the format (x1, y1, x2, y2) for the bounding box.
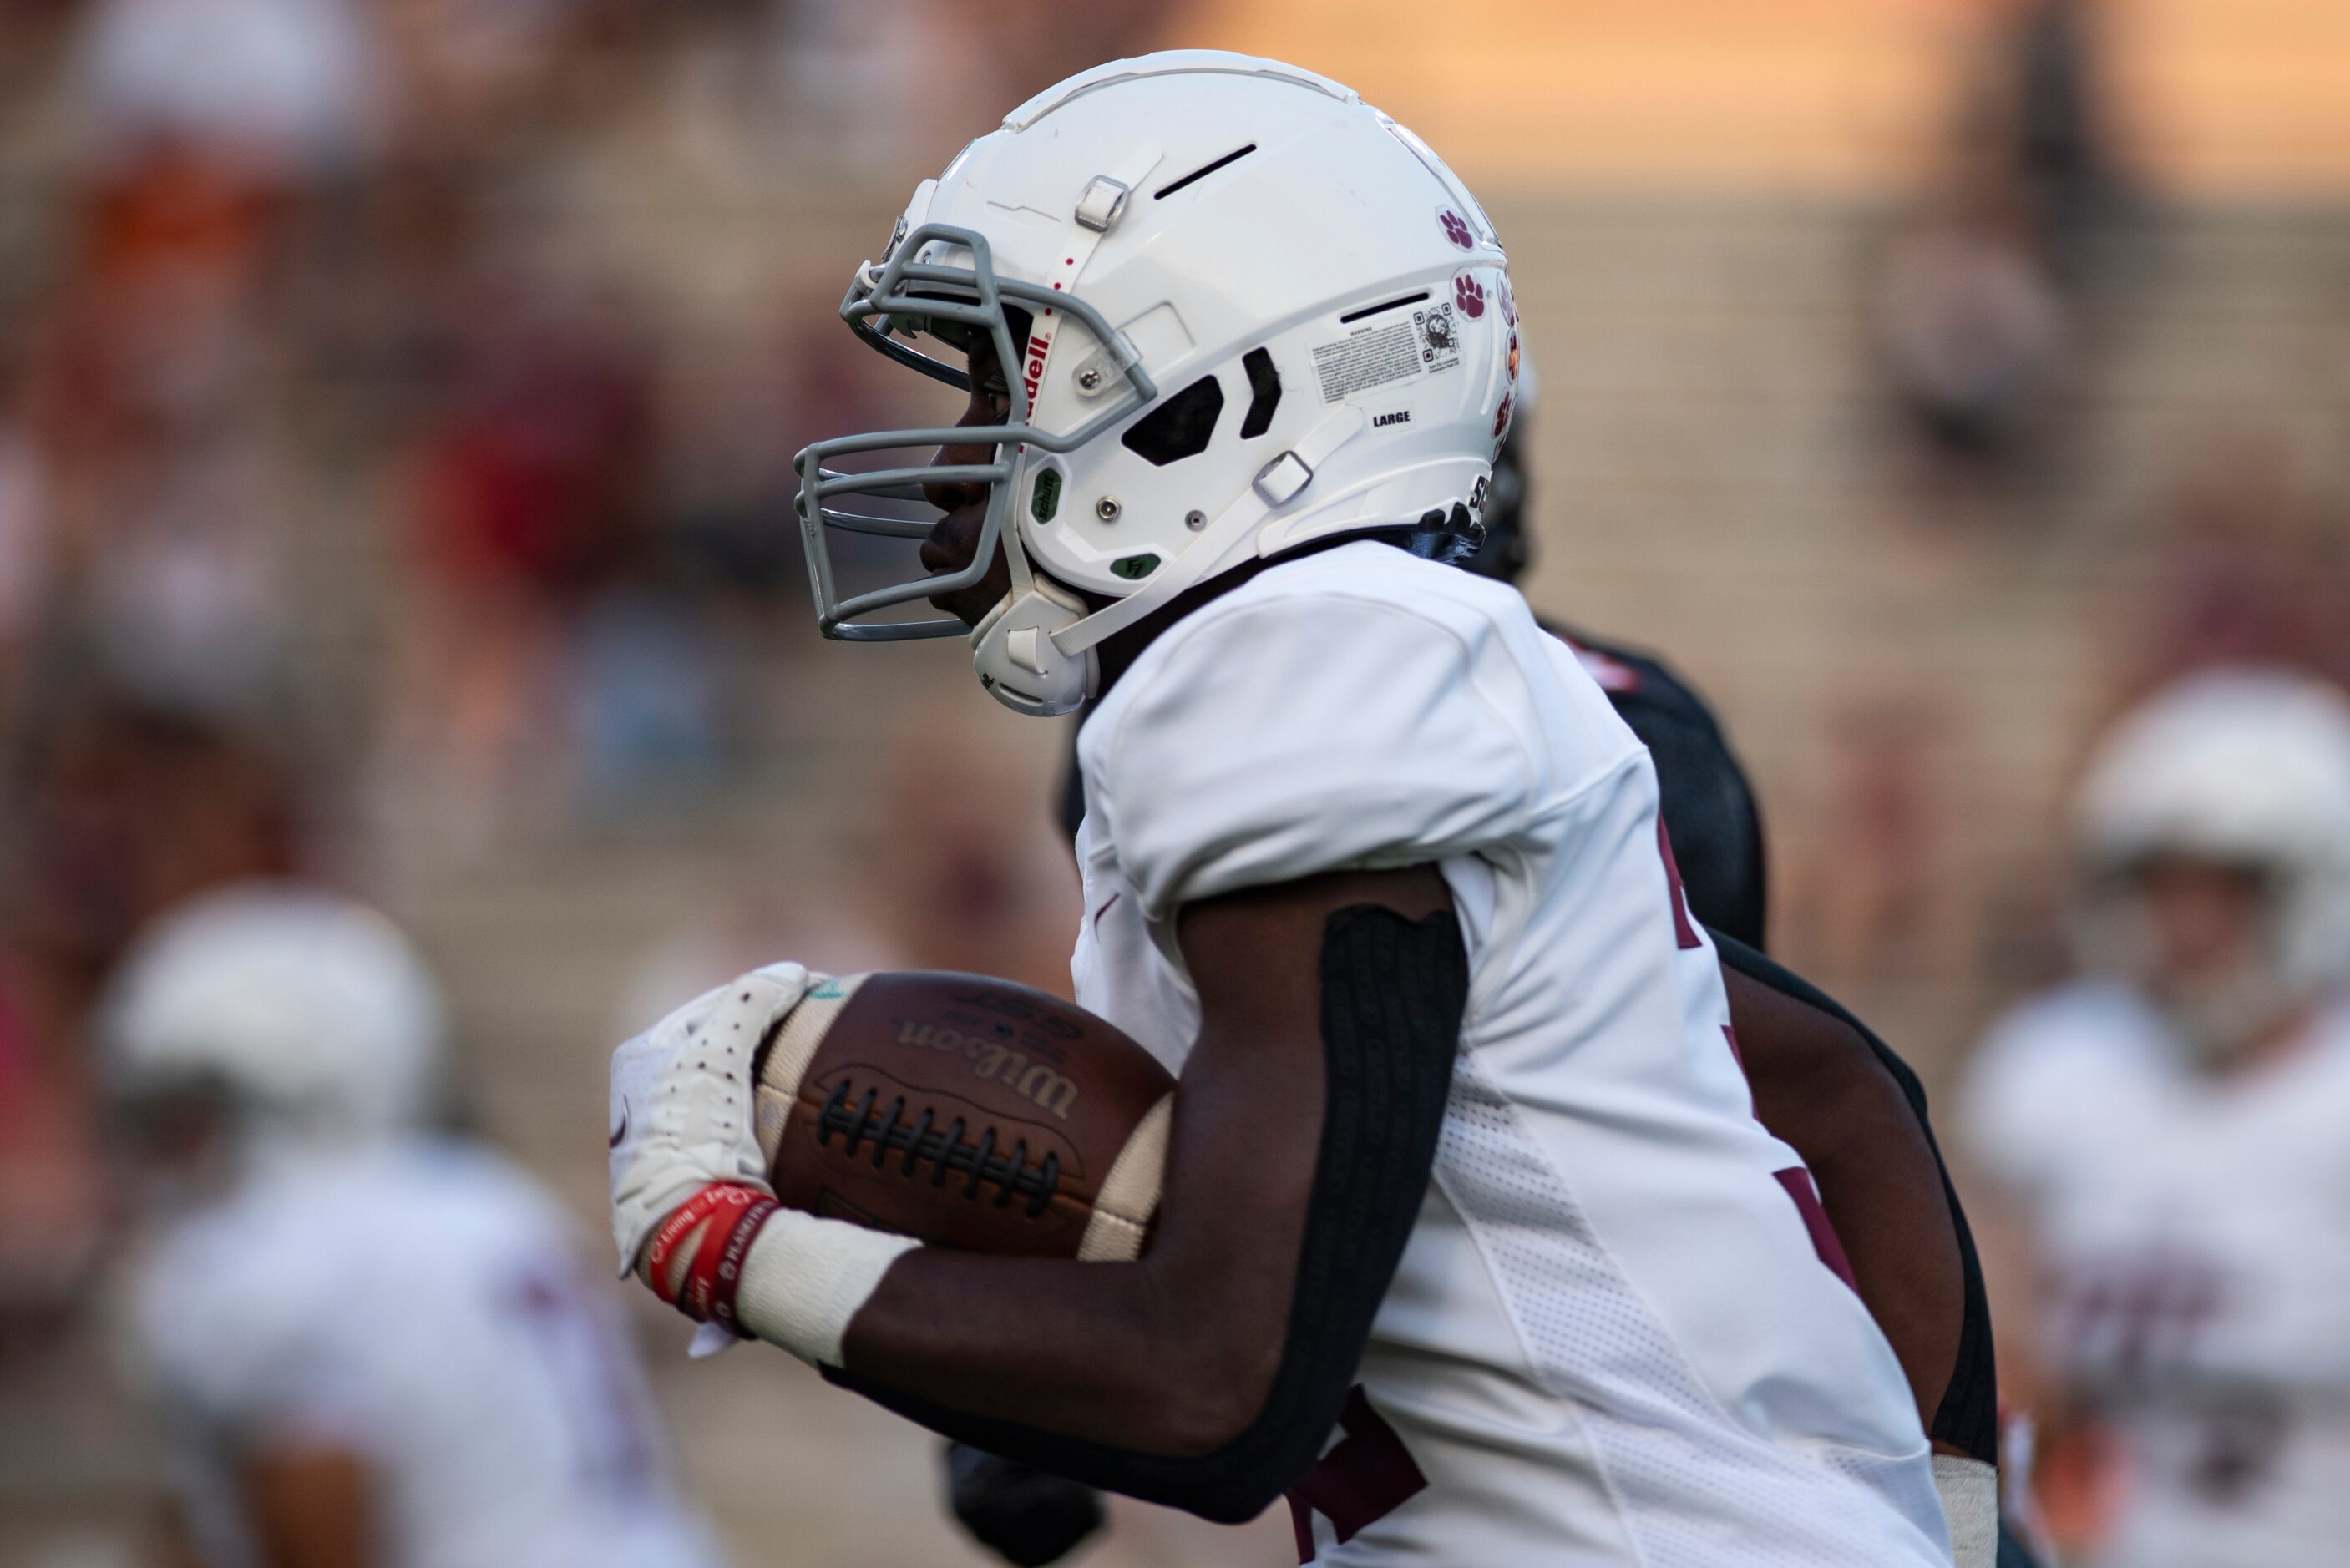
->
(1184, 509, 1207, 531)
(1077, 367, 1103, 392)
(1096, 497, 1122, 521)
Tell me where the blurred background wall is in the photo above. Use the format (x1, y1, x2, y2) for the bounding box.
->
(0, 1, 2344, 1563)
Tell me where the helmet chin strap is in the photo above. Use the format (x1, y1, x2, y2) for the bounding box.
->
(970, 517, 1096, 716)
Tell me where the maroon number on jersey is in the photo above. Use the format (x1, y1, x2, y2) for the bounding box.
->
(1285, 1386, 1426, 1560)
(1657, 817, 1702, 950)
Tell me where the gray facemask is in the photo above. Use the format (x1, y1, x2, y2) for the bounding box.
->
(790, 221, 1157, 654)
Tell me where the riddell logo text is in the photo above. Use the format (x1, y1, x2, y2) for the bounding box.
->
(1022, 335, 1051, 412)
(1373, 410, 1411, 427)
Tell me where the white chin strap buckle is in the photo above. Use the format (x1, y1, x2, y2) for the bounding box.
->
(971, 585, 1096, 717)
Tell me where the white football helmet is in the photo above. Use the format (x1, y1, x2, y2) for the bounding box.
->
(2074, 666, 2350, 1044)
(104, 882, 448, 1145)
(794, 50, 1522, 715)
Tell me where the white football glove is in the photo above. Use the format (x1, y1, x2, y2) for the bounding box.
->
(608, 961, 818, 1277)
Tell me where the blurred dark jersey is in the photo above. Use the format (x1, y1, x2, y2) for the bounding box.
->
(1537, 622, 1769, 953)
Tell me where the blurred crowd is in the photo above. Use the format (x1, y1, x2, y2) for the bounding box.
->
(0, 0, 2343, 1564)
(1873, 0, 2120, 493)
(0, 18, 1122, 1565)
(0, 0, 1170, 1360)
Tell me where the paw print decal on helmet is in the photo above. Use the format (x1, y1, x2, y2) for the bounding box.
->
(1454, 271, 1486, 319)
(1437, 208, 1475, 250)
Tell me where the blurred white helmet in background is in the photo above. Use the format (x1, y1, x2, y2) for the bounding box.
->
(2074, 666, 2350, 1045)
(795, 50, 1522, 716)
(104, 882, 447, 1144)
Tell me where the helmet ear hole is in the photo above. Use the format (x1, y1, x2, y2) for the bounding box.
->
(1238, 348, 1281, 438)
(1121, 376, 1224, 466)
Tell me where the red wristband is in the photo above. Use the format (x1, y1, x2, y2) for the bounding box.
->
(702, 1193, 778, 1337)
(643, 1183, 777, 1328)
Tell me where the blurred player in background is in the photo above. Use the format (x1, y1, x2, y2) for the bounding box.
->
(104, 883, 727, 1568)
(1961, 667, 2350, 1567)
(2, 685, 306, 1357)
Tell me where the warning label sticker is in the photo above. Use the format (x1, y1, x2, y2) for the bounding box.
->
(1313, 300, 1461, 404)
(1313, 321, 1420, 403)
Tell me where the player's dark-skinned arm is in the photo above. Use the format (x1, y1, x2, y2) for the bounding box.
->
(1712, 932, 1998, 1466)
(236, 1446, 377, 1568)
(940, 927, 2002, 1560)
(827, 865, 1463, 1521)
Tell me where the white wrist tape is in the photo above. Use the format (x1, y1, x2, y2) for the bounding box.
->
(732, 1207, 921, 1367)
(1932, 1453, 1998, 1568)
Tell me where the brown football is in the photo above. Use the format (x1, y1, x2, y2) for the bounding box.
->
(751, 972, 1172, 1259)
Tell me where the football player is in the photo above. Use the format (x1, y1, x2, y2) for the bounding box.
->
(107, 883, 727, 1568)
(945, 350, 2017, 1568)
(1960, 667, 2350, 1568)
(610, 53, 1959, 1565)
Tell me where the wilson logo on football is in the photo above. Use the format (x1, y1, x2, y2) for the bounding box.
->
(896, 1019, 1081, 1120)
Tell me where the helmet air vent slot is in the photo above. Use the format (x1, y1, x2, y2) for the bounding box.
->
(1152, 144, 1258, 200)
(1120, 376, 1224, 466)
(1238, 348, 1282, 439)
(1338, 291, 1429, 326)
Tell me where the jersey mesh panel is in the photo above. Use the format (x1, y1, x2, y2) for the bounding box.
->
(1434, 1054, 1947, 1567)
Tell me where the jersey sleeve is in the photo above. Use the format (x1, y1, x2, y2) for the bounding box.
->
(1084, 591, 1543, 918)
(129, 1219, 370, 1449)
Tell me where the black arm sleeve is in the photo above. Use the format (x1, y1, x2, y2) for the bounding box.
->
(1709, 930, 1999, 1463)
(826, 904, 1468, 1522)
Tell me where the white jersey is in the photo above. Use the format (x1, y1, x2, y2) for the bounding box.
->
(1071, 542, 1949, 1566)
(1962, 979, 2350, 1568)
(125, 1139, 726, 1568)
